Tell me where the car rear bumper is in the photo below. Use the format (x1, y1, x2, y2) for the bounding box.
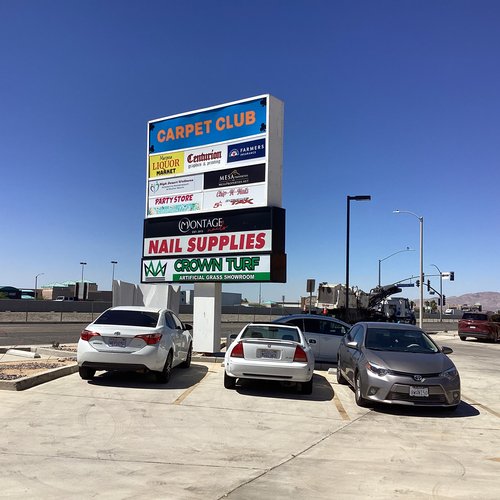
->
(77, 339, 165, 372)
(459, 330, 494, 339)
(225, 359, 313, 382)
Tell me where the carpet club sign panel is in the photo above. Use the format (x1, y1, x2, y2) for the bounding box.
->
(146, 95, 283, 218)
(142, 96, 285, 283)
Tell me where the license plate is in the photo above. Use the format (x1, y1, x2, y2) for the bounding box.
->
(258, 349, 279, 359)
(469, 326, 476, 329)
(109, 338, 126, 348)
(410, 386, 429, 397)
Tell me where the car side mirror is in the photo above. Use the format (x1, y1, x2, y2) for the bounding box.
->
(183, 323, 193, 331)
(347, 341, 359, 349)
(441, 346, 453, 355)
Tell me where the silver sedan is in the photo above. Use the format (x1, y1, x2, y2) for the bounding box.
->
(224, 323, 315, 394)
(337, 322, 461, 409)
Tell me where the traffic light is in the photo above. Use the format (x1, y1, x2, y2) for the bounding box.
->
(442, 295, 446, 306)
(427, 279, 431, 291)
(450, 272, 454, 281)
(416, 279, 420, 287)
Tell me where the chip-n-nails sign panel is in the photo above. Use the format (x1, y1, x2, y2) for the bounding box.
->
(146, 95, 283, 217)
(142, 254, 286, 283)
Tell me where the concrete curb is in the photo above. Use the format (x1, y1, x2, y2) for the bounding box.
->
(0, 363, 79, 391)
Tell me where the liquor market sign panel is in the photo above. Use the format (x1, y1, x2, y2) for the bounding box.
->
(142, 95, 285, 284)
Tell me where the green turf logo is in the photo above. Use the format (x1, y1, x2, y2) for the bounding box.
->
(144, 260, 167, 278)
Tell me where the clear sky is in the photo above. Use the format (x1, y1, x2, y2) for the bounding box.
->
(1, 0, 499, 304)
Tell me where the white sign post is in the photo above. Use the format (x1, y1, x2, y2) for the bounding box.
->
(145, 95, 284, 353)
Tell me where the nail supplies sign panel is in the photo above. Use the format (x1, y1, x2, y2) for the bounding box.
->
(143, 207, 286, 256)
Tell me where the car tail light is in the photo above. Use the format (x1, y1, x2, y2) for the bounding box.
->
(230, 341, 244, 358)
(135, 333, 163, 345)
(81, 329, 101, 341)
(293, 346, 308, 362)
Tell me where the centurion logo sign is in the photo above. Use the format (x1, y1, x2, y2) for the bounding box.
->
(142, 95, 285, 284)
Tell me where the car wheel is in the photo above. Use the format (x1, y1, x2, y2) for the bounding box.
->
(299, 377, 313, 395)
(79, 366, 95, 380)
(336, 359, 347, 385)
(180, 344, 192, 368)
(224, 371, 236, 389)
(354, 372, 369, 408)
(459, 336, 467, 341)
(155, 351, 173, 383)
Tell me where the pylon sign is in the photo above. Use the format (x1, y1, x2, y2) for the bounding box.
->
(142, 95, 286, 283)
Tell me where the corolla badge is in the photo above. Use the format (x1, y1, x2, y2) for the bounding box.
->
(413, 375, 423, 381)
(114, 331, 121, 336)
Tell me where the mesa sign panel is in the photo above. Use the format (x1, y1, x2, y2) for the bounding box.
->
(141, 95, 286, 284)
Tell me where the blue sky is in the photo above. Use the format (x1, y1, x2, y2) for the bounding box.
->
(1, 0, 499, 303)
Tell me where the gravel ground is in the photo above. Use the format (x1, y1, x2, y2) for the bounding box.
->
(0, 358, 76, 380)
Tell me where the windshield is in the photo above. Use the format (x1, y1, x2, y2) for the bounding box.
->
(95, 310, 159, 328)
(462, 313, 487, 321)
(365, 327, 439, 353)
(241, 325, 300, 342)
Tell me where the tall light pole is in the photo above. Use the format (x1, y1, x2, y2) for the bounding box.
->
(34, 273, 44, 300)
(430, 263, 443, 321)
(111, 260, 118, 289)
(80, 262, 87, 300)
(378, 247, 413, 287)
(346, 195, 371, 321)
(393, 210, 424, 328)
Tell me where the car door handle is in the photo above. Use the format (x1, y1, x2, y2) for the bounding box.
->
(308, 339, 317, 344)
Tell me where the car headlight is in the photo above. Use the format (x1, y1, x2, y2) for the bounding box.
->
(366, 362, 388, 377)
(440, 367, 458, 380)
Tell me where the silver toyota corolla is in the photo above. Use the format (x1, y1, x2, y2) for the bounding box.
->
(337, 322, 461, 409)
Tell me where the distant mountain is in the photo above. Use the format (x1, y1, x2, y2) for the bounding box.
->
(446, 292, 500, 312)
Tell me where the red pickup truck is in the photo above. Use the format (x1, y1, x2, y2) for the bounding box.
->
(458, 312, 500, 342)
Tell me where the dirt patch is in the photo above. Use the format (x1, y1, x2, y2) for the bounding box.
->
(0, 358, 76, 380)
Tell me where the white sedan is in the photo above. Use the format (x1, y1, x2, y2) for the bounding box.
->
(77, 306, 193, 383)
(224, 323, 315, 394)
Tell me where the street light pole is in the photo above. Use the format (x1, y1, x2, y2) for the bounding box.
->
(394, 210, 424, 328)
(111, 261, 118, 288)
(378, 247, 413, 287)
(346, 195, 371, 321)
(34, 273, 44, 300)
(80, 262, 87, 300)
(430, 263, 443, 321)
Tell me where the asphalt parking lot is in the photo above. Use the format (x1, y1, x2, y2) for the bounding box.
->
(1, 333, 499, 499)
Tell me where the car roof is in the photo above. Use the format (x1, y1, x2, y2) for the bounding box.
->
(245, 323, 300, 329)
(274, 314, 350, 326)
(356, 322, 423, 331)
(109, 306, 164, 313)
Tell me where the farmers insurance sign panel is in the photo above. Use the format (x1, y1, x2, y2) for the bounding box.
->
(146, 95, 284, 217)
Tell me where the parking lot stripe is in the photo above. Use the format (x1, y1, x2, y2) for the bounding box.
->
(462, 394, 500, 419)
(333, 391, 350, 421)
(174, 372, 212, 405)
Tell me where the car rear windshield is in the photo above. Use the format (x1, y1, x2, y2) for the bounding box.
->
(462, 313, 488, 321)
(365, 327, 438, 353)
(94, 310, 159, 328)
(241, 325, 300, 342)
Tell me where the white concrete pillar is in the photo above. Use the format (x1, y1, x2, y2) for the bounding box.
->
(193, 283, 222, 353)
